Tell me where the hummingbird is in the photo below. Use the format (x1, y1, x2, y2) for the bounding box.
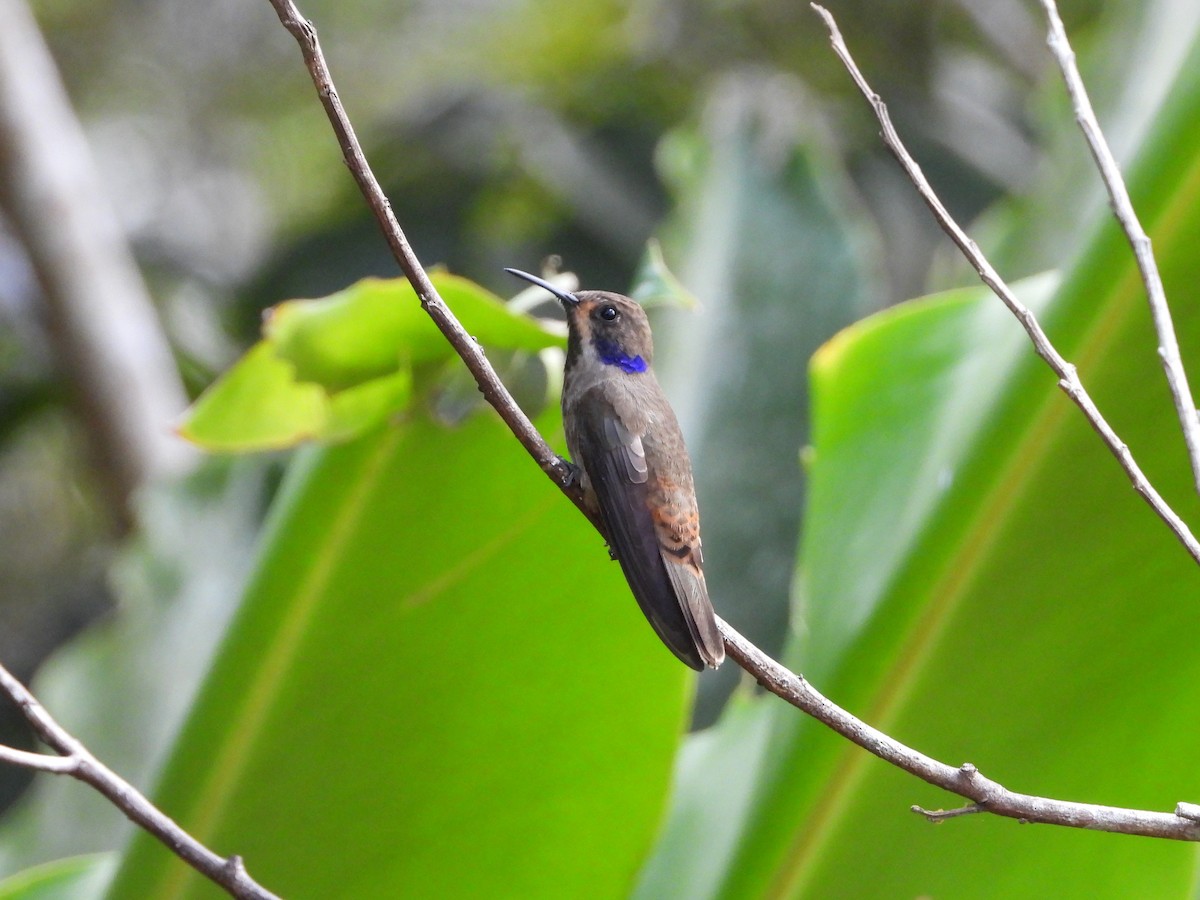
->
(505, 268, 724, 670)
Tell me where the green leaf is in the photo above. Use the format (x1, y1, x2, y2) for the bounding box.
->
(645, 21, 1200, 898)
(266, 274, 563, 389)
(628, 240, 699, 310)
(0, 854, 114, 900)
(323, 368, 412, 443)
(178, 342, 329, 451)
(106, 407, 690, 899)
(179, 273, 562, 452)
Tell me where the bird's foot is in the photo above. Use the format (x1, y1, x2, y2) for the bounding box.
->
(559, 456, 584, 490)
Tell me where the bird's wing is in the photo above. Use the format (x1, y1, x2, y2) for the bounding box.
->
(574, 389, 721, 669)
(635, 426, 723, 669)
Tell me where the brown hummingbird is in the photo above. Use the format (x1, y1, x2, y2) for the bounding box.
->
(505, 268, 724, 670)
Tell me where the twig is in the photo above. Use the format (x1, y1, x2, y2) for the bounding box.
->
(1176, 802, 1200, 822)
(0, 745, 76, 774)
(720, 618, 1200, 839)
(810, 3, 1200, 567)
(0, 663, 280, 900)
(1038, 0, 1200, 496)
(911, 802, 985, 822)
(260, 0, 1200, 841)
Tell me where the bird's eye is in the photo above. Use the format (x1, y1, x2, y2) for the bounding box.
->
(599, 305, 619, 321)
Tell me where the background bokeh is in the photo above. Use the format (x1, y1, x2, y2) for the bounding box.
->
(2, 0, 1197, 895)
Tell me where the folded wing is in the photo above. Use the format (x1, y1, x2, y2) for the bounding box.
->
(574, 390, 723, 670)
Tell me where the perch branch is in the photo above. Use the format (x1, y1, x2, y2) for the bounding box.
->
(1037, 0, 1200, 496)
(720, 619, 1200, 839)
(0, 662, 280, 899)
(258, 0, 1200, 841)
(264, 0, 601, 533)
(811, 3, 1200, 567)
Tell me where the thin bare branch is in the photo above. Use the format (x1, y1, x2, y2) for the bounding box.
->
(810, 3, 1200, 567)
(0, 745, 76, 774)
(911, 802, 986, 822)
(0, 663, 280, 900)
(1037, 0, 1200, 496)
(720, 618, 1200, 839)
(258, 0, 1200, 843)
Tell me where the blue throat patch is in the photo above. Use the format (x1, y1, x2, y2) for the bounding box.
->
(596, 339, 648, 374)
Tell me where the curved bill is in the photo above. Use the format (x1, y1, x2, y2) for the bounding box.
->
(503, 267, 580, 307)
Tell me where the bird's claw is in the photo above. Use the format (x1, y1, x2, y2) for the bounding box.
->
(559, 456, 583, 490)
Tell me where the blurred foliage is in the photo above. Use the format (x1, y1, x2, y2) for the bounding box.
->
(0, 460, 268, 875)
(0, 854, 113, 899)
(651, 71, 881, 724)
(3, 0, 1200, 897)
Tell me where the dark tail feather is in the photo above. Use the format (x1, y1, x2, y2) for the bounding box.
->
(662, 558, 724, 669)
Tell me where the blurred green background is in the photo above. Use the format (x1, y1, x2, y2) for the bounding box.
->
(3, 0, 1200, 897)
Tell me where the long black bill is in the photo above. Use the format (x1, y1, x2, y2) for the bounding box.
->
(504, 267, 580, 307)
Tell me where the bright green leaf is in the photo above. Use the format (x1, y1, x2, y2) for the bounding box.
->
(178, 342, 329, 452)
(266, 273, 563, 390)
(180, 273, 562, 452)
(107, 407, 690, 899)
(322, 367, 412, 443)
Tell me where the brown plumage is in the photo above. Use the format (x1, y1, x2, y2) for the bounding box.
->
(506, 269, 724, 670)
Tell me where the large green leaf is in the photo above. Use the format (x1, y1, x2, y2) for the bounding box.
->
(642, 13, 1200, 900)
(106, 404, 690, 899)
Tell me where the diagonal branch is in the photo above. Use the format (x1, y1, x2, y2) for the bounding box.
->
(265, 0, 601, 534)
(720, 618, 1200, 839)
(0, 662, 280, 899)
(1037, 0, 1200, 497)
(810, 2, 1200, 568)
(258, 0, 1200, 841)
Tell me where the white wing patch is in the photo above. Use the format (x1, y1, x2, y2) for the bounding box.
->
(603, 415, 649, 484)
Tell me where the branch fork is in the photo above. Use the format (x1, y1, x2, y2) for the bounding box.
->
(0, 662, 280, 899)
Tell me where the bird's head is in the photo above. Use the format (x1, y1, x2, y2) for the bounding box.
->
(505, 269, 653, 373)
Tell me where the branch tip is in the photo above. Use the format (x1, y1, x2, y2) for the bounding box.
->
(1038, 0, 1200, 494)
(1175, 802, 1200, 822)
